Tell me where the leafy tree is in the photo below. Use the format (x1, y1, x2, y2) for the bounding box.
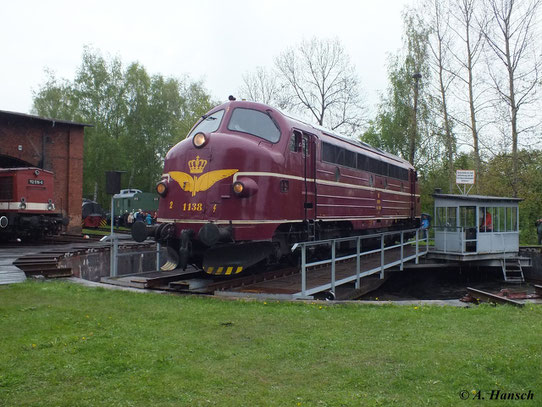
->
(32, 47, 213, 207)
(362, 10, 435, 169)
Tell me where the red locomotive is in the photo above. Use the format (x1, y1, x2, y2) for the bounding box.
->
(133, 100, 420, 274)
(0, 167, 66, 239)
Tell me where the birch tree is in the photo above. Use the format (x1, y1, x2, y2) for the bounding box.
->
(482, 0, 541, 193)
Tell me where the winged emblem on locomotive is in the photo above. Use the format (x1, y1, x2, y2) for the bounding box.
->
(169, 156, 238, 197)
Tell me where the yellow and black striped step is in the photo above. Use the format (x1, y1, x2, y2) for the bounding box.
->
(203, 266, 243, 276)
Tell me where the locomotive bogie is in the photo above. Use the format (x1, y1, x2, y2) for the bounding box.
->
(134, 100, 420, 274)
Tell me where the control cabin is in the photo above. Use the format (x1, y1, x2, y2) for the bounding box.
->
(432, 194, 522, 257)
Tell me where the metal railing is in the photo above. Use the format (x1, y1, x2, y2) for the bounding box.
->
(109, 237, 162, 277)
(291, 228, 428, 297)
(433, 226, 519, 255)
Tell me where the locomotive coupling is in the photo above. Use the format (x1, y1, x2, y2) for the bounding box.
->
(0, 216, 8, 228)
(198, 223, 232, 247)
(131, 221, 177, 243)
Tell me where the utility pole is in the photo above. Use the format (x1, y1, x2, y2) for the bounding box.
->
(410, 73, 422, 165)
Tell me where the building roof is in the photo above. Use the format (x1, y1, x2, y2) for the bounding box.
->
(0, 109, 92, 127)
(433, 193, 523, 203)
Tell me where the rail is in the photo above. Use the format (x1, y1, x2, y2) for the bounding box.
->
(291, 228, 428, 297)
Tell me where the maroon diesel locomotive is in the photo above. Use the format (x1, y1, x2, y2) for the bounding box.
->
(133, 100, 420, 275)
(0, 167, 66, 239)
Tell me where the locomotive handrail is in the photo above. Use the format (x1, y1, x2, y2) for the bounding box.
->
(291, 228, 428, 297)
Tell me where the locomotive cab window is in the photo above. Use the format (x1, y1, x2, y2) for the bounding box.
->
(289, 131, 309, 154)
(228, 108, 281, 143)
(188, 109, 224, 138)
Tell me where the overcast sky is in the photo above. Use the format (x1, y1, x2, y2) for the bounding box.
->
(0, 0, 413, 115)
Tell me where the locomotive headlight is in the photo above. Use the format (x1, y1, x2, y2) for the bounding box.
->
(156, 181, 168, 197)
(232, 182, 244, 195)
(232, 178, 258, 197)
(19, 202, 27, 210)
(47, 199, 54, 211)
(193, 132, 208, 148)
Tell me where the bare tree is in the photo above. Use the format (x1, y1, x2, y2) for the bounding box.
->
(482, 0, 541, 192)
(448, 0, 489, 186)
(238, 66, 293, 110)
(275, 38, 366, 134)
(425, 0, 457, 191)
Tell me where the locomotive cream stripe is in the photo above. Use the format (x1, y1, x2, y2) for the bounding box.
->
(0, 202, 54, 211)
(231, 172, 420, 198)
(157, 215, 415, 224)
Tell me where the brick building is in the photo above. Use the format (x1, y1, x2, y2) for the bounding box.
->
(0, 110, 90, 233)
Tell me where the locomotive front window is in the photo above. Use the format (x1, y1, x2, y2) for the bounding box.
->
(188, 109, 225, 138)
(228, 108, 281, 143)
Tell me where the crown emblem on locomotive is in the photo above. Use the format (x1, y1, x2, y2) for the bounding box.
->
(189, 156, 207, 174)
(168, 156, 238, 197)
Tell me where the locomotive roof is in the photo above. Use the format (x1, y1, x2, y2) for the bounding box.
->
(220, 100, 412, 169)
(0, 110, 92, 127)
(0, 167, 54, 174)
(281, 111, 411, 167)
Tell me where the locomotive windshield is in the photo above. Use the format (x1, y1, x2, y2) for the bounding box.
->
(227, 108, 281, 143)
(188, 109, 224, 138)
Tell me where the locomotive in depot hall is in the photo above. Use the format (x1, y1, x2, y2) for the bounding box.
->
(132, 99, 420, 275)
(0, 167, 67, 240)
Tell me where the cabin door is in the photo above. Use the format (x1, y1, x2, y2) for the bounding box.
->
(410, 169, 417, 221)
(303, 132, 317, 223)
(459, 206, 477, 253)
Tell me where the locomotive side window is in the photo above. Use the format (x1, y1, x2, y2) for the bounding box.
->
(228, 108, 281, 143)
(0, 176, 13, 200)
(322, 141, 409, 181)
(188, 109, 224, 138)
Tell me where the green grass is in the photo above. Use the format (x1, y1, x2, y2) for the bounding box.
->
(0, 282, 540, 407)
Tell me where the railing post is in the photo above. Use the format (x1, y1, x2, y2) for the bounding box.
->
(355, 237, 361, 289)
(301, 245, 307, 296)
(380, 234, 385, 279)
(415, 229, 419, 264)
(331, 240, 336, 293)
(156, 242, 161, 271)
(110, 195, 115, 277)
(112, 235, 118, 277)
(400, 231, 404, 271)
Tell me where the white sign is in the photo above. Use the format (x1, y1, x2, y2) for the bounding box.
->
(456, 170, 476, 184)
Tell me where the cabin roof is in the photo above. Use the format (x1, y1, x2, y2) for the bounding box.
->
(433, 193, 523, 204)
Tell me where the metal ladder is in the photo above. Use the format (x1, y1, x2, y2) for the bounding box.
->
(501, 258, 525, 283)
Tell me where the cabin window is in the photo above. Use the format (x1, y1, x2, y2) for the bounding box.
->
(289, 132, 301, 152)
(321, 141, 409, 181)
(290, 132, 309, 155)
(228, 108, 281, 143)
(344, 150, 356, 168)
(188, 109, 224, 137)
(0, 176, 13, 200)
(479, 207, 493, 232)
(436, 207, 457, 230)
(511, 207, 518, 231)
(357, 153, 367, 171)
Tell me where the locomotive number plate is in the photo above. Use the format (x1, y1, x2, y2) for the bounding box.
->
(182, 202, 203, 212)
(28, 179, 44, 185)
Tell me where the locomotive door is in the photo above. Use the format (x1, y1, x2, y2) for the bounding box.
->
(302, 132, 317, 222)
(409, 169, 417, 221)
